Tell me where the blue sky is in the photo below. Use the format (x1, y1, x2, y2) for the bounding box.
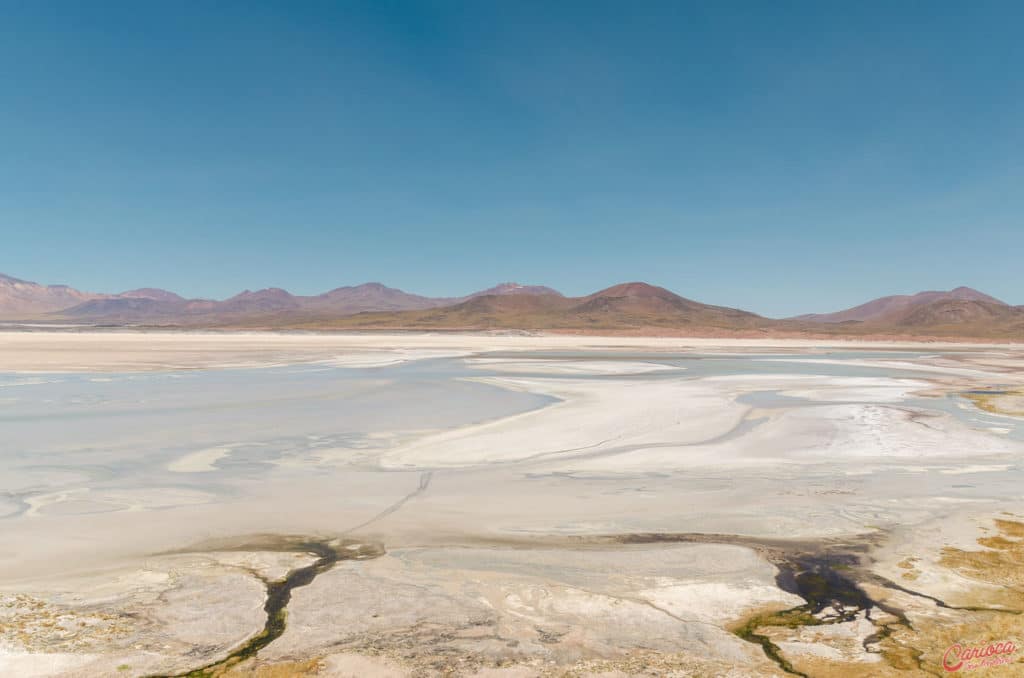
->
(1, 1, 1021, 317)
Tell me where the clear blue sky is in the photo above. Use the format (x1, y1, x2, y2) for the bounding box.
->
(1, 1, 1021, 317)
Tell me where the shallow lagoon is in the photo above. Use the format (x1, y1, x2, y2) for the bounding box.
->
(2, 349, 1019, 527)
(2, 338, 1024, 676)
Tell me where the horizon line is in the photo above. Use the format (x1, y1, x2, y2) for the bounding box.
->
(1, 269, 1013, 320)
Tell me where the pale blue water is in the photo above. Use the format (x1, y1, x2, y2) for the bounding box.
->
(0, 358, 552, 511)
(1, 350, 1019, 522)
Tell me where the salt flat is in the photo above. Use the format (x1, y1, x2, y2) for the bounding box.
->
(2, 330, 1019, 372)
(1, 332, 1022, 676)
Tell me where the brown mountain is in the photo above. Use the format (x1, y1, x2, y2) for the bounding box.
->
(62, 297, 173, 321)
(294, 282, 1022, 337)
(467, 283, 563, 298)
(118, 288, 186, 303)
(300, 281, 561, 314)
(217, 288, 301, 314)
(6, 271, 1019, 338)
(783, 291, 1023, 339)
(60, 296, 218, 322)
(572, 282, 755, 322)
(310, 282, 768, 332)
(0, 273, 209, 321)
(893, 299, 1024, 332)
(0, 273, 105, 319)
(793, 287, 1006, 323)
(306, 283, 452, 314)
(2, 271, 568, 322)
(56, 283, 436, 323)
(53, 280, 563, 324)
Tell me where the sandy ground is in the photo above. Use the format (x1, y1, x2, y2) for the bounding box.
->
(1, 330, 1021, 372)
(1, 332, 1023, 676)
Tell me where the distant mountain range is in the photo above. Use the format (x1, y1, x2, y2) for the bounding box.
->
(0, 272, 105, 316)
(784, 287, 1022, 338)
(0, 273, 565, 324)
(323, 282, 768, 333)
(790, 287, 1006, 323)
(1, 272, 1020, 338)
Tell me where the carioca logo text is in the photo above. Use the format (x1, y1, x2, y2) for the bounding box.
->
(943, 640, 1017, 672)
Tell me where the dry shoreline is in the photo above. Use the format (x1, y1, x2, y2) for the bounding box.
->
(1, 330, 1021, 373)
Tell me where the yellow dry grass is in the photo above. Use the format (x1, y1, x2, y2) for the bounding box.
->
(940, 518, 1024, 606)
(963, 390, 1024, 417)
(220, 657, 324, 677)
(731, 518, 1024, 677)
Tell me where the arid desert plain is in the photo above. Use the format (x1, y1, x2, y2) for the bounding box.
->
(1, 331, 1023, 677)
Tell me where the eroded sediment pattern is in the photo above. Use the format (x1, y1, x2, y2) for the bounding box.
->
(1, 333, 1022, 676)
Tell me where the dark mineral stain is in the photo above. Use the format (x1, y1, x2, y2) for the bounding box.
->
(606, 532, 902, 676)
(148, 535, 384, 678)
(732, 550, 900, 677)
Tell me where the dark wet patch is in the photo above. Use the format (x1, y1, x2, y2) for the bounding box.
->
(148, 535, 384, 678)
(744, 551, 913, 676)
(594, 533, 906, 674)
(146, 528, 1022, 677)
(601, 530, 1022, 675)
